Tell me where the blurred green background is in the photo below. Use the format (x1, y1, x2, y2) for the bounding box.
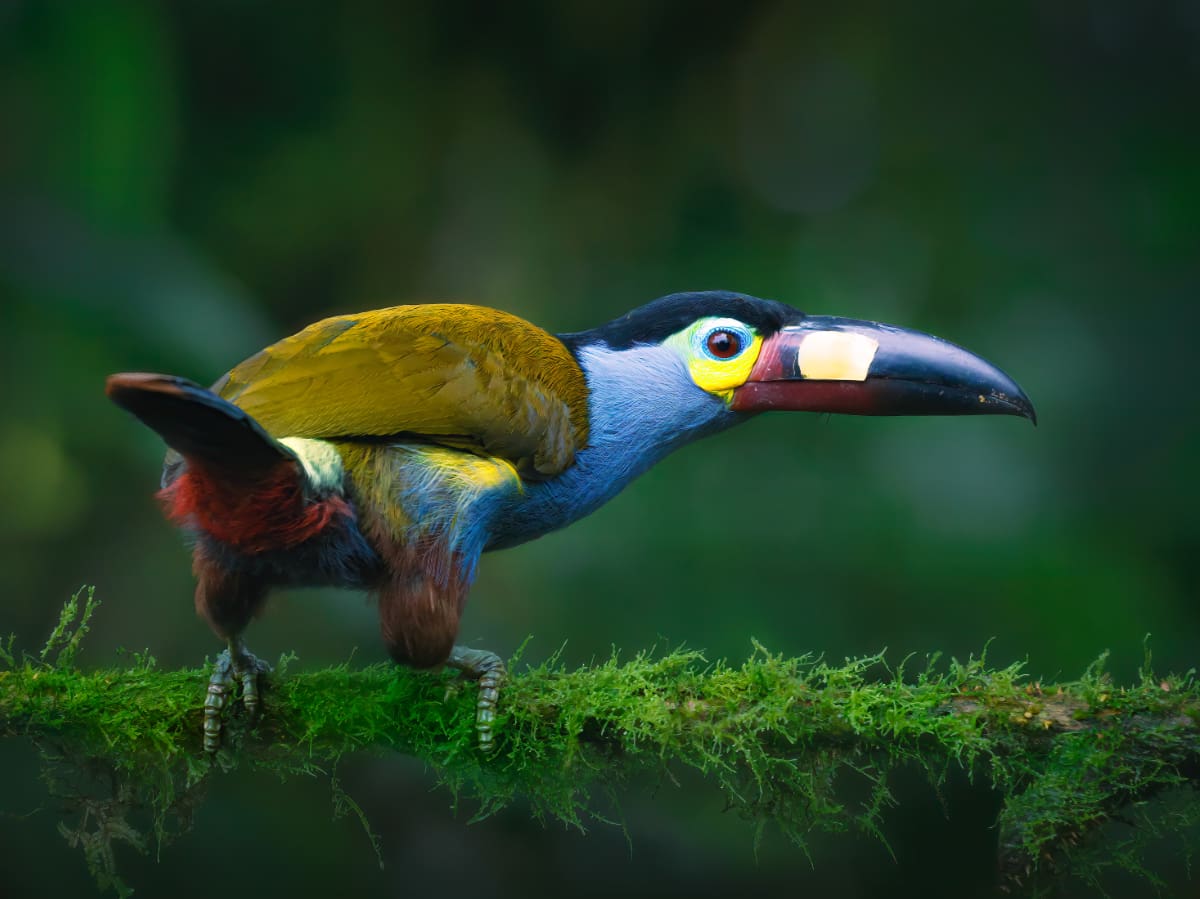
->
(2, 2, 1198, 896)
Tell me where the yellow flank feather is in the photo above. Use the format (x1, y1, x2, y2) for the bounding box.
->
(215, 305, 590, 478)
(335, 441, 521, 541)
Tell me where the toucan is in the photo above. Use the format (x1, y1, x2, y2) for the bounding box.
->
(107, 291, 1035, 752)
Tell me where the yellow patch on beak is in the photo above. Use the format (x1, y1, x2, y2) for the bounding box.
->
(796, 331, 879, 381)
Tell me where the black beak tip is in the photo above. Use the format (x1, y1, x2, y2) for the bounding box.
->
(977, 357, 1036, 426)
(1000, 391, 1037, 426)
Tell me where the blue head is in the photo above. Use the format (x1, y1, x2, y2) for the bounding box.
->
(487, 289, 1034, 550)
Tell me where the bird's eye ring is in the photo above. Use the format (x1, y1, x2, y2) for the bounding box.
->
(705, 329, 743, 360)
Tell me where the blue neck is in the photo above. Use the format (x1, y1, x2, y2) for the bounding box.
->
(486, 342, 740, 550)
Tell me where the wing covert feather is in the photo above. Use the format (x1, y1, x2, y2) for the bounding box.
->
(217, 305, 589, 477)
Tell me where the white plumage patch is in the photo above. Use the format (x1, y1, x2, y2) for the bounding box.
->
(280, 437, 345, 494)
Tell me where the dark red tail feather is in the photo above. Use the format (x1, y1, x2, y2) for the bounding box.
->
(107, 372, 349, 553)
(162, 460, 351, 553)
(106, 373, 292, 479)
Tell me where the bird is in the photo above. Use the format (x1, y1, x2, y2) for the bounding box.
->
(106, 291, 1035, 753)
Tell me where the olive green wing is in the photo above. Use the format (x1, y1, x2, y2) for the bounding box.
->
(216, 304, 590, 478)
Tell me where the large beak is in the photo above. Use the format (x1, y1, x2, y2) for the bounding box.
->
(730, 316, 1036, 423)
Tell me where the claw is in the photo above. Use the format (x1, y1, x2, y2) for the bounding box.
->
(237, 652, 272, 720)
(447, 646, 506, 754)
(203, 652, 234, 753)
(203, 641, 271, 753)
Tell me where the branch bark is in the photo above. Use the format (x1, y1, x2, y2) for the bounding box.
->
(2, 595, 1198, 894)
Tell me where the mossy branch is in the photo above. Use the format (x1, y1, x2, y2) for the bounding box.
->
(2, 591, 1199, 895)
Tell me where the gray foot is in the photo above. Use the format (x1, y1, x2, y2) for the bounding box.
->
(203, 641, 272, 753)
(447, 646, 505, 754)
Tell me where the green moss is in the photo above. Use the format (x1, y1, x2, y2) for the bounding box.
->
(2, 592, 1199, 895)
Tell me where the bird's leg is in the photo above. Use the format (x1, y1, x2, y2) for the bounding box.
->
(446, 646, 505, 754)
(203, 636, 272, 753)
(203, 649, 233, 753)
(231, 636, 272, 720)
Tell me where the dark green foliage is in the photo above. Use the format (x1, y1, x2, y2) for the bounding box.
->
(1, 595, 1197, 895)
(4, 4, 1199, 894)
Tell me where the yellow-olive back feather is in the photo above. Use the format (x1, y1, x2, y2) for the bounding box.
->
(215, 304, 590, 478)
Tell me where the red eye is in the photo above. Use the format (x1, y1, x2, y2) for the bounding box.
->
(706, 329, 742, 359)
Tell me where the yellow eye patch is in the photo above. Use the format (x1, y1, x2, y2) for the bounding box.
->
(689, 337, 763, 394)
(666, 318, 764, 397)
